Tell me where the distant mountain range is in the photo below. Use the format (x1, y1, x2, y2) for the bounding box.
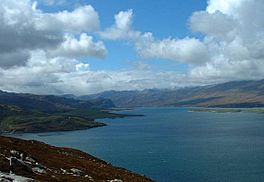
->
(1, 79, 264, 133)
(1, 79, 264, 111)
(83, 79, 264, 108)
(0, 90, 115, 113)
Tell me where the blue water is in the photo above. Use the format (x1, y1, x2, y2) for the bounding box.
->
(16, 107, 264, 182)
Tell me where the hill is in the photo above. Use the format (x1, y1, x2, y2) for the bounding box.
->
(0, 91, 123, 134)
(0, 136, 153, 182)
(0, 91, 115, 113)
(84, 79, 264, 108)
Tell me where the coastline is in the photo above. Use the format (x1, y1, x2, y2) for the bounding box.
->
(189, 107, 264, 114)
(0, 108, 143, 135)
(0, 109, 153, 181)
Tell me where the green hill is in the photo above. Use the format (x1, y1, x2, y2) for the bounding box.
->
(0, 91, 122, 134)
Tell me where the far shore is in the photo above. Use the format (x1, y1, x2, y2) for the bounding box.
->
(189, 108, 264, 114)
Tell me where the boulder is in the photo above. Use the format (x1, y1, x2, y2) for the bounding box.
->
(9, 157, 32, 173)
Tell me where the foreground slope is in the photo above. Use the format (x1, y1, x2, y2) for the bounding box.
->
(0, 136, 153, 182)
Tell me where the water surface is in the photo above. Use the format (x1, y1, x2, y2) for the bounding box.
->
(17, 107, 264, 182)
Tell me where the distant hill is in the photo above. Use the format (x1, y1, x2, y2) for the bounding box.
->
(0, 91, 118, 134)
(0, 91, 115, 113)
(84, 79, 264, 108)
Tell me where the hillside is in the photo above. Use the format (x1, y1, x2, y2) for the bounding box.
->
(0, 91, 115, 113)
(0, 136, 153, 182)
(2, 79, 264, 133)
(84, 79, 264, 108)
(0, 91, 123, 134)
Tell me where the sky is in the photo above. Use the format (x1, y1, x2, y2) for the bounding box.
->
(0, 0, 264, 95)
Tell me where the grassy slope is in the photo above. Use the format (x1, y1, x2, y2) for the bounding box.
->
(0, 136, 153, 182)
(0, 104, 125, 134)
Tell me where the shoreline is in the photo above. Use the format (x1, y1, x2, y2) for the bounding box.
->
(190, 107, 264, 114)
(0, 107, 143, 135)
(0, 110, 151, 181)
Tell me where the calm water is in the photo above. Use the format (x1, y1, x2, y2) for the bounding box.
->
(16, 107, 264, 182)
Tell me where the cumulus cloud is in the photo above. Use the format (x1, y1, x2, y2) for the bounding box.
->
(187, 0, 264, 81)
(101, 10, 209, 65)
(206, 0, 247, 15)
(0, 50, 187, 95)
(0, 0, 61, 59)
(0, 51, 30, 69)
(189, 11, 235, 38)
(36, 5, 100, 33)
(100, 9, 141, 40)
(0, 0, 103, 68)
(97, 0, 264, 88)
(1, 0, 264, 95)
(137, 34, 209, 65)
(39, 0, 66, 6)
(48, 33, 107, 58)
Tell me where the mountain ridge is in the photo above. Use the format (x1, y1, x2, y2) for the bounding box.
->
(82, 79, 264, 108)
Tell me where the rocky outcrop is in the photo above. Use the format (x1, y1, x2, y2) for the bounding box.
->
(0, 136, 153, 182)
(0, 171, 35, 182)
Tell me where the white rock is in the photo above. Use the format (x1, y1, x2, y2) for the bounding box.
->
(108, 179, 123, 182)
(32, 167, 46, 174)
(0, 171, 35, 182)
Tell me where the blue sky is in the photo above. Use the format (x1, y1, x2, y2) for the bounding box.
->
(1, 0, 264, 94)
(38, 0, 207, 72)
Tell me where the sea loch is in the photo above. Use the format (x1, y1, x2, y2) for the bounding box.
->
(17, 107, 264, 182)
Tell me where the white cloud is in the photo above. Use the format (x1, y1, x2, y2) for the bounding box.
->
(0, 0, 61, 53)
(137, 35, 209, 65)
(100, 9, 141, 40)
(206, 0, 247, 15)
(39, 0, 66, 6)
(189, 11, 235, 38)
(48, 33, 107, 58)
(36, 5, 100, 33)
(99, 0, 264, 88)
(115, 9, 133, 30)
(101, 10, 209, 65)
(0, 0, 104, 68)
(187, 0, 264, 81)
(0, 50, 187, 95)
(1, 0, 264, 95)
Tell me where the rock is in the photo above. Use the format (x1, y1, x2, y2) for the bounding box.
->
(0, 171, 35, 182)
(84, 175, 93, 180)
(10, 150, 20, 158)
(0, 177, 12, 182)
(20, 153, 26, 161)
(70, 168, 84, 176)
(32, 167, 46, 174)
(9, 157, 32, 173)
(25, 157, 35, 163)
(108, 179, 123, 182)
(60, 168, 68, 175)
(35, 162, 45, 169)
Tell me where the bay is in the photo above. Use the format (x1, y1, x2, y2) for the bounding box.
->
(16, 107, 264, 182)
